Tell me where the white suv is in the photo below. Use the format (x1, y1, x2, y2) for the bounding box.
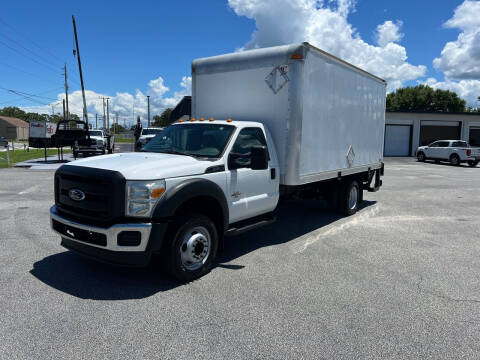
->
(416, 140, 480, 167)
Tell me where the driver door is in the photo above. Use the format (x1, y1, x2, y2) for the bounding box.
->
(226, 127, 278, 223)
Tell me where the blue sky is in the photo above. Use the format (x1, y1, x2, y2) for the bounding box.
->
(1, 0, 479, 123)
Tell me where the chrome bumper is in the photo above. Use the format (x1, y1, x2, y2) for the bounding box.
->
(50, 206, 152, 252)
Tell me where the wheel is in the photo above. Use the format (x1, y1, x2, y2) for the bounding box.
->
(101, 148, 106, 155)
(468, 160, 479, 167)
(449, 154, 460, 166)
(337, 179, 360, 216)
(417, 152, 425, 162)
(165, 213, 218, 282)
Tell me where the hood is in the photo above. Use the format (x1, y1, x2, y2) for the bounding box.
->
(90, 136, 104, 141)
(68, 152, 219, 180)
(140, 134, 156, 139)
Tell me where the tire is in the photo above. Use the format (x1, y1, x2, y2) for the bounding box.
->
(417, 152, 425, 162)
(101, 148, 106, 155)
(468, 160, 479, 167)
(165, 213, 218, 282)
(337, 179, 360, 216)
(449, 154, 460, 166)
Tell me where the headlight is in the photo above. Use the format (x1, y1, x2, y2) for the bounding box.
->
(125, 180, 166, 217)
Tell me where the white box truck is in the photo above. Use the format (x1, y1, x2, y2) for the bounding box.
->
(50, 42, 385, 281)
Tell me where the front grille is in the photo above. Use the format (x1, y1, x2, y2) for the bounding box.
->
(52, 219, 107, 246)
(55, 165, 125, 227)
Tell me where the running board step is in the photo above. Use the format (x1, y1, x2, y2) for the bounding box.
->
(226, 213, 276, 236)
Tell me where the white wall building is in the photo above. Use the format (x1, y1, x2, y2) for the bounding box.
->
(385, 111, 480, 156)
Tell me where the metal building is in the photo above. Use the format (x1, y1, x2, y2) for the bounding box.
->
(0, 116, 29, 140)
(385, 111, 480, 156)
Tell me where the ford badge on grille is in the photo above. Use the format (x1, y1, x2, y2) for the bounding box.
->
(68, 189, 86, 201)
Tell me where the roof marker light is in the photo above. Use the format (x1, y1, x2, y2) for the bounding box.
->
(226, 118, 233, 122)
(209, 117, 215, 122)
(190, 117, 195, 122)
(178, 119, 183, 122)
(199, 117, 205, 121)
(291, 54, 303, 59)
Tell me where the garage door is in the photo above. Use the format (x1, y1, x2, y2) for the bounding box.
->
(419, 121, 461, 146)
(470, 127, 480, 147)
(384, 125, 411, 156)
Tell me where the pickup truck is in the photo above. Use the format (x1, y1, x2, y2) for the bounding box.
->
(50, 42, 385, 281)
(135, 127, 163, 151)
(416, 140, 480, 167)
(74, 129, 115, 158)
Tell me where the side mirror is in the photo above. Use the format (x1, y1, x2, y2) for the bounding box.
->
(250, 146, 268, 170)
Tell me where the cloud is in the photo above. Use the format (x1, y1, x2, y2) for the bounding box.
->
(228, 0, 426, 91)
(424, 78, 480, 106)
(22, 75, 191, 127)
(433, 0, 480, 80)
(376, 20, 403, 47)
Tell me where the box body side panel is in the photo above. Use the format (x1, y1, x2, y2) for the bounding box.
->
(299, 50, 386, 179)
(193, 66, 291, 177)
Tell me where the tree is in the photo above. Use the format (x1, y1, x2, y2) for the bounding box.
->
(0, 106, 81, 123)
(387, 85, 467, 113)
(110, 123, 126, 133)
(152, 108, 173, 127)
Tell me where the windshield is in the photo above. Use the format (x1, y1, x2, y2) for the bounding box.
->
(141, 128, 163, 136)
(142, 124, 235, 158)
(89, 131, 103, 137)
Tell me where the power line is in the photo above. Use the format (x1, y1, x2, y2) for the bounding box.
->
(0, 60, 61, 86)
(0, 32, 62, 71)
(0, 17, 62, 66)
(0, 39, 62, 75)
(0, 86, 62, 105)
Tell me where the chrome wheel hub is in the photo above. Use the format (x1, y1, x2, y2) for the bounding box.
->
(180, 226, 211, 271)
(348, 186, 358, 210)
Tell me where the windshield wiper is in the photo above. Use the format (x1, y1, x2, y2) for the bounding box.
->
(160, 150, 200, 158)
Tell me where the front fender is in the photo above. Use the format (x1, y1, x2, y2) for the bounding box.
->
(151, 178, 229, 231)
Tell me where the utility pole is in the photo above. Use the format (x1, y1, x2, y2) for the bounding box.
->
(106, 97, 110, 133)
(63, 99, 66, 120)
(63, 64, 69, 120)
(132, 102, 135, 126)
(147, 95, 150, 127)
(95, 114, 98, 129)
(101, 97, 106, 130)
(72, 15, 88, 125)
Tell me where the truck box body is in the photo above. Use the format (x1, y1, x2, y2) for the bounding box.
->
(192, 42, 386, 186)
(29, 121, 55, 148)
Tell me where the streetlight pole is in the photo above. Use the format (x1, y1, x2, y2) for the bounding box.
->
(147, 95, 150, 127)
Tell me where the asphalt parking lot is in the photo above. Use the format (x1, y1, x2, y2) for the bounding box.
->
(1, 158, 479, 359)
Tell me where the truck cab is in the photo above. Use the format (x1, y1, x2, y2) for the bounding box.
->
(51, 119, 279, 281)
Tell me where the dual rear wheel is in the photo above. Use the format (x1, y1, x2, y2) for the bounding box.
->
(329, 179, 362, 216)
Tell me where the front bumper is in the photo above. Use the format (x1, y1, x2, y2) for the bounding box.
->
(50, 206, 166, 267)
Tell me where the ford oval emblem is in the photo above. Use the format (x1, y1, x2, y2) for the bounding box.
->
(69, 189, 86, 201)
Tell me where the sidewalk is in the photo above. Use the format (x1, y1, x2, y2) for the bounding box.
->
(14, 153, 74, 170)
